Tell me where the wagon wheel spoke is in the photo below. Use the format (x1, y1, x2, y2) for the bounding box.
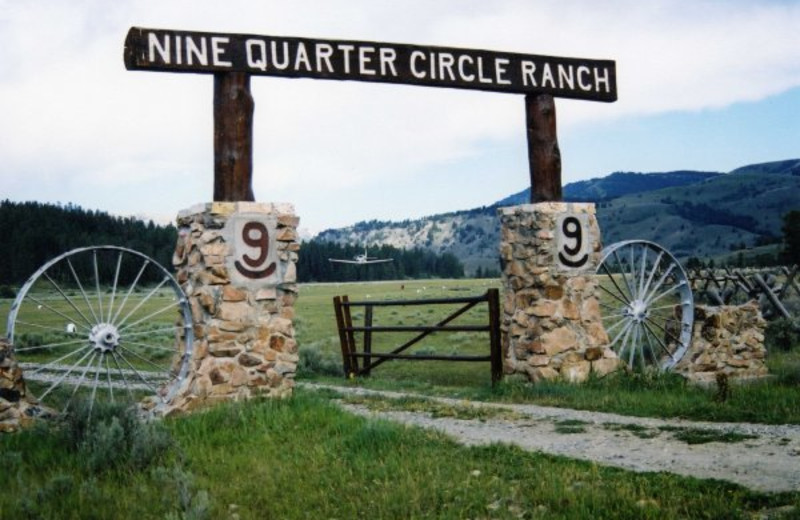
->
(611, 249, 637, 302)
(14, 337, 88, 353)
(25, 295, 88, 333)
(111, 259, 150, 324)
(642, 320, 677, 362)
(598, 281, 631, 308)
(93, 249, 104, 324)
(67, 257, 101, 324)
(42, 272, 95, 329)
(643, 314, 683, 347)
(26, 344, 93, 376)
(106, 251, 124, 324)
(64, 351, 101, 413)
(38, 348, 97, 403)
(600, 262, 634, 305)
(110, 352, 136, 402)
(641, 322, 661, 366)
(602, 317, 628, 341)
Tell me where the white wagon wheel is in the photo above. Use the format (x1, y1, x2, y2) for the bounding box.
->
(6, 246, 193, 416)
(596, 240, 694, 370)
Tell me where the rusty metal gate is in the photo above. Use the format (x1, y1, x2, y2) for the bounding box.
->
(333, 289, 502, 384)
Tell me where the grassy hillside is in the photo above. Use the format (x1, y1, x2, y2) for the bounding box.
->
(316, 160, 799, 274)
(600, 165, 800, 258)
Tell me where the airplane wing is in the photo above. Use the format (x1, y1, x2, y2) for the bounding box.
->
(362, 259, 393, 264)
(328, 258, 360, 264)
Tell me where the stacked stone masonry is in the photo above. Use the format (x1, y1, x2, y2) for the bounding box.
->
(499, 203, 620, 383)
(0, 338, 40, 432)
(674, 302, 769, 384)
(153, 202, 300, 416)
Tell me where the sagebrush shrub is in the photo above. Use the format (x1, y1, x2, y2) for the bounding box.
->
(58, 399, 174, 472)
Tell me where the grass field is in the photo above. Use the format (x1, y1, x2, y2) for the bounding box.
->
(2, 278, 800, 518)
(293, 278, 800, 425)
(2, 390, 798, 519)
(4, 275, 799, 423)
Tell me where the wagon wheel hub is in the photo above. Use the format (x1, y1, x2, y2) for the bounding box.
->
(627, 300, 648, 323)
(89, 323, 120, 353)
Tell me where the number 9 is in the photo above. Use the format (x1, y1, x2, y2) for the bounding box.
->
(558, 215, 588, 268)
(235, 221, 276, 279)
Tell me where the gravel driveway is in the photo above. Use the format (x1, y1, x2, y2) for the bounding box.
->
(304, 383, 800, 493)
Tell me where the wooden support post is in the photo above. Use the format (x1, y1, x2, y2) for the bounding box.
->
(341, 295, 358, 374)
(214, 72, 255, 201)
(525, 93, 562, 202)
(487, 288, 503, 386)
(363, 305, 373, 376)
(333, 296, 352, 376)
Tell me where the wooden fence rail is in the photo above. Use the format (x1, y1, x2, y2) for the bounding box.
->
(333, 289, 503, 384)
(689, 265, 800, 324)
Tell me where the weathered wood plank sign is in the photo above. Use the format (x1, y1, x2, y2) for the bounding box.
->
(124, 27, 616, 101)
(124, 26, 617, 203)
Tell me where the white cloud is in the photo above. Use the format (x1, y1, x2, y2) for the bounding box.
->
(1, 0, 799, 232)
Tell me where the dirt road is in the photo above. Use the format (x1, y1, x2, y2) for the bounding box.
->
(305, 383, 800, 493)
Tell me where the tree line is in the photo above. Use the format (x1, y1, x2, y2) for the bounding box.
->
(0, 201, 465, 291)
(0, 200, 177, 288)
(296, 241, 464, 282)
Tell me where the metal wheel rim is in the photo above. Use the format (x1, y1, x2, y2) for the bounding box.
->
(5, 245, 193, 415)
(596, 240, 693, 370)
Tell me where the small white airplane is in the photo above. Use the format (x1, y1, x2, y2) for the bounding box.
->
(329, 247, 393, 265)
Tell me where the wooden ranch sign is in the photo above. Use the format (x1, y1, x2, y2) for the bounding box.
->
(124, 27, 616, 102)
(124, 26, 617, 203)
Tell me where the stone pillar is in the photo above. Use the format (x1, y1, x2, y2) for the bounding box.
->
(499, 203, 619, 383)
(0, 338, 39, 432)
(155, 202, 300, 415)
(674, 303, 769, 384)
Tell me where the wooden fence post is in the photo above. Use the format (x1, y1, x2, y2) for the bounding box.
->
(333, 296, 352, 376)
(487, 288, 503, 385)
(363, 304, 373, 376)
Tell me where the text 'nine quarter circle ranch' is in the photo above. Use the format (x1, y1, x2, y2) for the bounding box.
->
(125, 27, 617, 101)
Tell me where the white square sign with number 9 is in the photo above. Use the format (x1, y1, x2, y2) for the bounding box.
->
(555, 213, 592, 272)
(226, 214, 280, 287)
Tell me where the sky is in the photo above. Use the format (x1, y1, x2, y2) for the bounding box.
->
(1, 0, 799, 236)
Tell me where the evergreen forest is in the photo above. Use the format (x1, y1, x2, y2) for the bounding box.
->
(0, 200, 177, 288)
(296, 240, 464, 282)
(0, 201, 464, 291)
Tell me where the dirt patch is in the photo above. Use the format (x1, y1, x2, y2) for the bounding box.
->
(303, 383, 800, 493)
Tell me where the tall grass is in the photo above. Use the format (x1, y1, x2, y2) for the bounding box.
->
(487, 363, 800, 424)
(2, 391, 797, 519)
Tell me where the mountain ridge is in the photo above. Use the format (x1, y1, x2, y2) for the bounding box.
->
(314, 159, 800, 275)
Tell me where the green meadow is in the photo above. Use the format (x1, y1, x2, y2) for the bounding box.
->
(1, 278, 799, 518)
(296, 278, 800, 425)
(2, 390, 799, 520)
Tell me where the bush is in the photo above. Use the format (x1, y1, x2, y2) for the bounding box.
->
(298, 342, 344, 377)
(765, 318, 800, 351)
(59, 399, 175, 472)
